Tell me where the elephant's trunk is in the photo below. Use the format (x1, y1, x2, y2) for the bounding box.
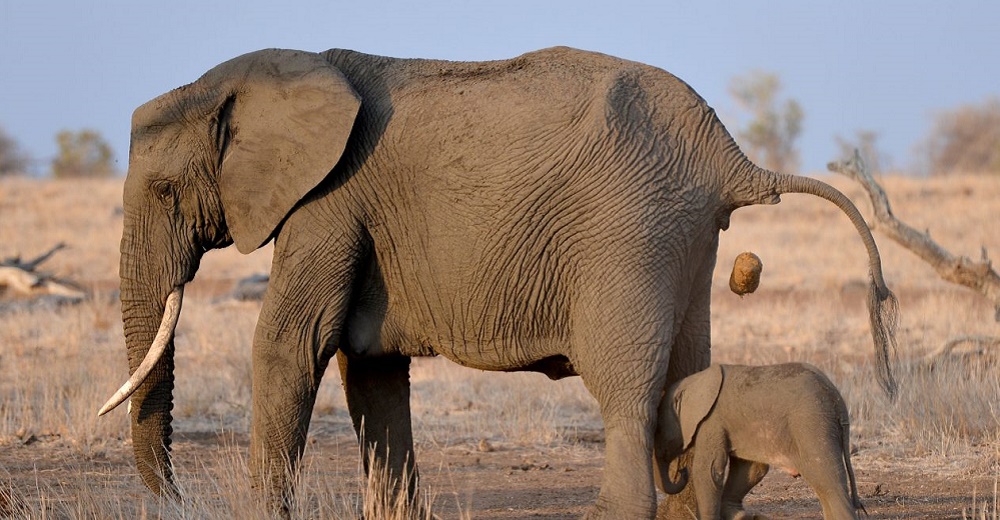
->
(731, 164, 899, 400)
(110, 229, 193, 498)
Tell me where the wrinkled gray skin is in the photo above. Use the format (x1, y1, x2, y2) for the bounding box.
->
(109, 47, 897, 519)
(655, 364, 865, 520)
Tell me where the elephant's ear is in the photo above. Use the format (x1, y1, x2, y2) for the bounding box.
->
(677, 364, 724, 451)
(208, 49, 361, 253)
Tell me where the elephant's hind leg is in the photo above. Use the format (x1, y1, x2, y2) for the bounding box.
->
(658, 251, 715, 519)
(796, 439, 858, 520)
(583, 373, 665, 520)
(574, 297, 674, 518)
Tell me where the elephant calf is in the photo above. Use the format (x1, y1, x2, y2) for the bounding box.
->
(655, 363, 864, 520)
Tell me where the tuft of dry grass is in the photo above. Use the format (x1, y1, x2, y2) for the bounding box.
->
(357, 449, 450, 520)
(963, 477, 999, 520)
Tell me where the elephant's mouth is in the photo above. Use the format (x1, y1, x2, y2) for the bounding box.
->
(98, 285, 185, 416)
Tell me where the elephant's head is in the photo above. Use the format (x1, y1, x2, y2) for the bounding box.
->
(98, 49, 361, 496)
(654, 365, 724, 495)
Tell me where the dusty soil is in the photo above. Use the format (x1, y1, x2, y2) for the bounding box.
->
(3, 425, 995, 519)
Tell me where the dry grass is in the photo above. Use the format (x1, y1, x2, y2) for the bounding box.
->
(0, 444, 445, 519)
(963, 477, 999, 520)
(1, 174, 998, 517)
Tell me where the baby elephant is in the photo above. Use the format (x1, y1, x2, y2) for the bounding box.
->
(655, 363, 864, 520)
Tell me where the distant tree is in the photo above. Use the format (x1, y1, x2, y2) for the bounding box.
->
(0, 125, 29, 176)
(920, 97, 1000, 176)
(836, 129, 891, 173)
(728, 71, 804, 174)
(51, 129, 116, 178)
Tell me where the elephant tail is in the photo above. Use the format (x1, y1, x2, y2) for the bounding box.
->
(841, 420, 867, 515)
(743, 168, 899, 401)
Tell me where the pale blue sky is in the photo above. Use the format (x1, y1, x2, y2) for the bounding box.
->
(1, 1, 997, 175)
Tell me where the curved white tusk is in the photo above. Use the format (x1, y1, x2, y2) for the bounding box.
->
(98, 286, 184, 416)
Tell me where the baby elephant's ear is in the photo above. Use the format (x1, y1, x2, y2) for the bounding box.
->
(678, 365, 724, 450)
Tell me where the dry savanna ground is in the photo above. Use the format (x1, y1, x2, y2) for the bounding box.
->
(0, 174, 998, 519)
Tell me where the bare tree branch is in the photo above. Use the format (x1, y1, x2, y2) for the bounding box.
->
(921, 335, 1000, 365)
(0, 243, 85, 302)
(0, 242, 67, 271)
(828, 150, 1000, 322)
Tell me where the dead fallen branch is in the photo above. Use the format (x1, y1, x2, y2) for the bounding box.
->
(922, 335, 1000, 363)
(828, 151, 1000, 322)
(0, 243, 86, 303)
(1, 242, 68, 271)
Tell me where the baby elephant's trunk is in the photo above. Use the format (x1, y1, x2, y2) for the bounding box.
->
(658, 466, 689, 495)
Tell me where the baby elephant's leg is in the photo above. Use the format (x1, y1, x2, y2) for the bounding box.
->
(721, 458, 769, 520)
(797, 437, 858, 520)
(690, 443, 730, 520)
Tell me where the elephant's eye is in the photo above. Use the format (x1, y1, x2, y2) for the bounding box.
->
(151, 181, 175, 206)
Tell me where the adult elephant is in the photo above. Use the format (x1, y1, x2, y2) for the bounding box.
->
(99, 47, 897, 519)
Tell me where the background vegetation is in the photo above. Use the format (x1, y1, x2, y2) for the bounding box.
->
(921, 98, 1000, 176)
(728, 71, 804, 174)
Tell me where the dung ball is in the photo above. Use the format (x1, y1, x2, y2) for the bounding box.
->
(729, 252, 762, 296)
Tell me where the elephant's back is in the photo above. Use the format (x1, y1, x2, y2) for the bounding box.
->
(324, 46, 695, 103)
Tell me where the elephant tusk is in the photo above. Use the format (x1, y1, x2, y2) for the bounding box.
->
(98, 286, 184, 416)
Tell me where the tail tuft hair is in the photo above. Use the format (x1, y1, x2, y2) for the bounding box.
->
(867, 273, 899, 401)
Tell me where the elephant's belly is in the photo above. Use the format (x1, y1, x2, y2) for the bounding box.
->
(355, 315, 574, 377)
(414, 332, 575, 374)
(509, 354, 578, 380)
(344, 302, 573, 374)
(729, 424, 797, 473)
(344, 264, 574, 373)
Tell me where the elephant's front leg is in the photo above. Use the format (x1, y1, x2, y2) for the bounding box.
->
(337, 352, 419, 504)
(721, 458, 769, 520)
(248, 225, 363, 513)
(690, 436, 730, 520)
(249, 318, 334, 513)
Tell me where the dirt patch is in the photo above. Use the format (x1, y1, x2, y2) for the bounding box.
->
(2, 429, 995, 518)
